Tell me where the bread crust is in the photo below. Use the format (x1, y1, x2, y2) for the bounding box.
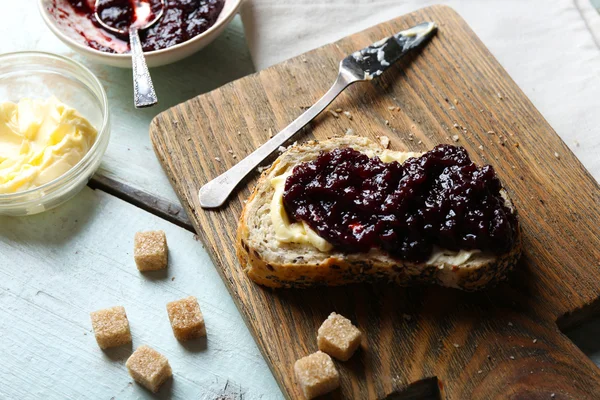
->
(236, 137, 522, 290)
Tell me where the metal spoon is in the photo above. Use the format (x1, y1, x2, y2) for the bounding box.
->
(95, 0, 164, 108)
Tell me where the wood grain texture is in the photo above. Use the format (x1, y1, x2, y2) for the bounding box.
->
(150, 5, 600, 399)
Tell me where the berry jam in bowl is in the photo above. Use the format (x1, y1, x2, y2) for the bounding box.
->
(39, 0, 241, 68)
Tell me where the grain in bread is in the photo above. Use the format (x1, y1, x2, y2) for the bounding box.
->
(237, 136, 521, 290)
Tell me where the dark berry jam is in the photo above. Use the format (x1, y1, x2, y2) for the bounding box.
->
(65, 0, 225, 52)
(282, 145, 518, 262)
(95, 0, 138, 32)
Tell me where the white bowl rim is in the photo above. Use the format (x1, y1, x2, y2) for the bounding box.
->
(0, 51, 110, 199)
(38, 0, 242, 60)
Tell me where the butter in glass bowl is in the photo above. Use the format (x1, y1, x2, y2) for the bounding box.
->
(0, 97, 98, 194)
(0, 52, 110, 216)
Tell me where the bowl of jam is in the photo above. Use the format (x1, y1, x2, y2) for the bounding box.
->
(38, 0, 241, 67)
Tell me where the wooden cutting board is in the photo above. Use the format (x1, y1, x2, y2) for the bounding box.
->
(150, 5, 600, 399)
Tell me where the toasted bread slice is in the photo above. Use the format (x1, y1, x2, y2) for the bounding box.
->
(236, 136, 521, 290)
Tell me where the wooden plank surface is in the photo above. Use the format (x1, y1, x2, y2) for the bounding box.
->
(0, 187, 281, 400)
(150, 5, 600, 399)
(0, 0, 255, 212)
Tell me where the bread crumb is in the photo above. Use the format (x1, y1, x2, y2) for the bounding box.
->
(533, 339, 537, 343)
(417, 140, 423, 145)
(477, 370, 482, 374)
(514, 143, 519, 148)
(343, 111, 352, 120)
(278, 146, 286, 153)
(478, 145, 484, 150)
(232, 155, 237, 159)
(509, 356, 515, 360)
(453, 343, 460, 348)
(215, 157, 221, 162)
(237, 131, 241, 135)
(452, 135, 460, 142)
(257, 166, 268, 173)
(268, 128, 273, 138)
(378, 136, 390, 149)
(551, 394, 555, 398)
(453, 98, 458, 105)
(335, 108, 342, 113)
(228, 150, 233, 154)
(487, 130, 495, 135)
(554, 152, 560, 159)
(508, 322, 513, 326)
(345, 128, 355, 136)
(385, 120, 389, 126)
(302, 57, 307, 63)
(453, 123, 459, 129)
(328, 110, 339, 118)
(497, 93, 503, 99)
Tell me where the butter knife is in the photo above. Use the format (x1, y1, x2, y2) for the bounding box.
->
(199, 21, 437, 208)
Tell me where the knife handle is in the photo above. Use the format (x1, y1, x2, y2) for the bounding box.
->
(199, 72, 355, 209)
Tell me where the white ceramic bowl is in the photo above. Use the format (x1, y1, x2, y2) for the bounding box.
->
(39, 0, 242, 68)
(0, 52, 110, 216)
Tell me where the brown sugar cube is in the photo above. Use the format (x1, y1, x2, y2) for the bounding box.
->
(166, 296, 206, 341)
(317, 312, 362, 361)
(90, 306, 131, 349)
(294, 351, 339, 399)
(134, 230, 168, 271)
(126, 345, 172, 393)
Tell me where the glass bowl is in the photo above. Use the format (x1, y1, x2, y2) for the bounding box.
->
(0, 52, 110, 216)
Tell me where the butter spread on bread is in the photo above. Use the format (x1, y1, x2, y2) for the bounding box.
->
(237, 136, 521, 290)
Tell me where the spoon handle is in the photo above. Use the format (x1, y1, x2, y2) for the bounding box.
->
(129, 26, 157, 108)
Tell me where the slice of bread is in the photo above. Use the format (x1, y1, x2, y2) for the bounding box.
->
(236, 136, 521, 290)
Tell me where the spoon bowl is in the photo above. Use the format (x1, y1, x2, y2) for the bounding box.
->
(94, 0, 164, 36)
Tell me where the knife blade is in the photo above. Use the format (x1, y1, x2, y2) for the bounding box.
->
(342, 21, 437, 80)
